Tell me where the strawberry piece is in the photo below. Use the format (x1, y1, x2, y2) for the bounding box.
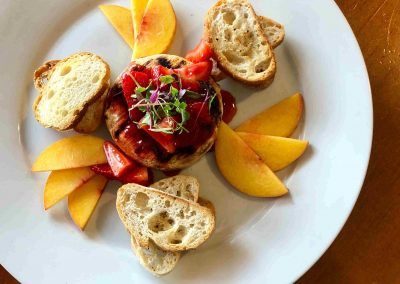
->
(120, 166, 151, 186)
(122, 71, 150, 101)
(90, 163, 115, 179)
(91, 163, 151, 186)
(186, 39, 214, 63)
(151, 65, 173, 81)
(174, 61, 212, 82)
(121, 72, 136, 103)
(103, 141, 136, 177)
(181, 78, 201, 92)
(139, 117, 176, 153)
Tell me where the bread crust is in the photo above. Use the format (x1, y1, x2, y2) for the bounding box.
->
(259, 16, 285, 49)
(32, 52, 111, 131)
(74, 87, 109, 133)
(204, 0, 276, 86)
(105, 54, 223, 171)
(116, 183, 216, 252)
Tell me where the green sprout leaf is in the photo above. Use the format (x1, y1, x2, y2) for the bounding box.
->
(170, 86, 179, 97)
(159, 75, 175, 85)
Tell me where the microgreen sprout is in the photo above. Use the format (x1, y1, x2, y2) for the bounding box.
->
(129, 68, 212, 135)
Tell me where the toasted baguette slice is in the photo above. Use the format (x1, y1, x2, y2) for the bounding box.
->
(204, 0, 276, 85)
(74, 88, 109, 133)
(130, 237, 180, 276)
(117, 184, 215, 251)
(128, 175, 200, 276)
(33, 52, 110, 131)
(151, 175, 200, 202)
(211, 16, 285, 81)
(197, 197, 216, 216)
(259, 16, 285, 49)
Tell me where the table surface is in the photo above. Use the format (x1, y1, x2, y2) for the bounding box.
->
(1, 0, 399, 283)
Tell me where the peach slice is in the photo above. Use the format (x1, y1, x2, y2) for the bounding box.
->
(215, 122, 288, 197)
(236, 93, 304, 137)
(68, 175, 108, 230)
(99, 5, 135, 49)
(132, 0, 176, 59)
(237, 132, 308, 171)
(130, 0, 148, 39)
(44, 167, 96, 210)
(32, 135, 107, 172)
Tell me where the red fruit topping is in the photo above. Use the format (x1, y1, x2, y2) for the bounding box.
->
(181, 78, 201, 92)
(90, 163, 115, 179)
(139, 117, 177, 153)
(186, 40, 214, 63)
(174, 61, 212, 82)
(122, 71, 150, 105)
(151, 65, 173, 81)
(120, 166, 151, 186)
(91, 163, 151, 186)
(103, 141, 136, 177)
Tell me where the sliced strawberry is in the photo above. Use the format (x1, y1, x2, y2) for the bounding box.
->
(121, 72, 136, 102)
(103, 141, 136, 177)
(91, 163, 151, 186)
(90, 163, 115, 179)
(174, 61, 212, 82)
(181, 78, 201, 92)
(151, 65, 173, 81)
(186, 39, 214, 63)
(131, 71, 150, 87)
(139, 117, 176, 153)
(120, 166, 151, 186)
(122, 71, 150, 104)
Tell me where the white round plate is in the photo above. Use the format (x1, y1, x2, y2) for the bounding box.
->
(0, 0, 372, 283)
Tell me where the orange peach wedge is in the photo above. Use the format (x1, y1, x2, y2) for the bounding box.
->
(68, 175, 108, 230)
(99, 5, 135, 49)
(215, 122, 288, 197)
(132, 0, 176, 59)
(32, 135, 107, 172)
(236, 93, 304, 137)
(44, 167, 96, 210)
(130, 0, 148, 39)
(237, 132, 308, 171)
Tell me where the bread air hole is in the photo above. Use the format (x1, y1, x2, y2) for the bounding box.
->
(148, 211, 174, 232)
(61, 110, 68, 117)
(224, 29, 232, 41)
(134, 192, 149, 209)
(47, 90, 55, 99)
(164, 200, 171, 208)
(168, 225, 187, 244)
(255, 60, 269, 73)
(60, 66, 71, 76)
(223, 11, 236, 25)
(222, 51, 244, 64)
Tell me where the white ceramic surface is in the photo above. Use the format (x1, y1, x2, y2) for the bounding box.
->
(0, 0, 372, 283)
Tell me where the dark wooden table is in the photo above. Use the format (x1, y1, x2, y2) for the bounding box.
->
(2, 0, 399, 283)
